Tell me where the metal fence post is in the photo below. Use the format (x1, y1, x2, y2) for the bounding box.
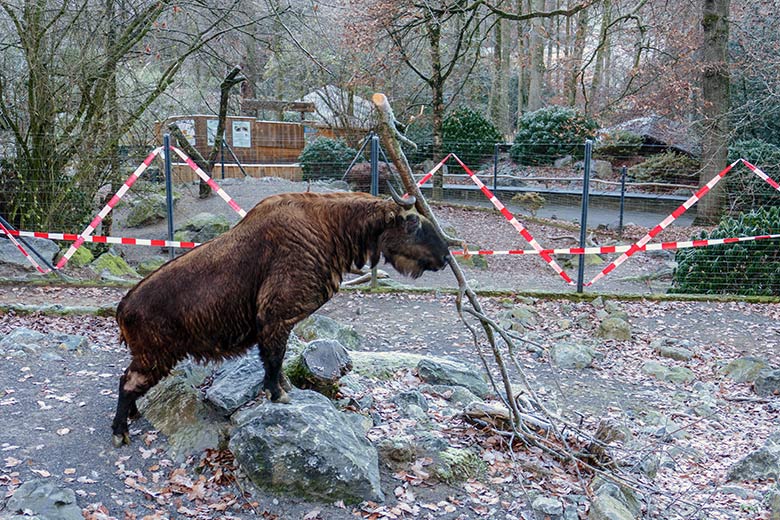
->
(576, 139, 593, 293)
(618, 165, 627, 235)
(220, 137, 225, 180)
(370, 133, 380, 288)
(163, 134, 175, 261)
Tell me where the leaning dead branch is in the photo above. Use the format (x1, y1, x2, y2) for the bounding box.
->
(371, 93, 615, 482)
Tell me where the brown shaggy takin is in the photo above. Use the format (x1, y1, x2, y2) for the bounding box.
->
(111, 190, 450, 447)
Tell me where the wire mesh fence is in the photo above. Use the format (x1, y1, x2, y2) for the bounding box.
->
(0, 132, 778, 298)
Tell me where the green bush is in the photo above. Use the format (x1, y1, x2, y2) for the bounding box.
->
(298, 137, 360, 181)
(442, 107, 503, 167)
(670, 206, 780, 296)
(727, 139, 780, 211)
(510, 106, 598, 165)
(595, 130, 643, 158)
(631, 152, 701, 184)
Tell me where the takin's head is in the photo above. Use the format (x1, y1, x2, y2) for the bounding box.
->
(378, 188, 451, 279)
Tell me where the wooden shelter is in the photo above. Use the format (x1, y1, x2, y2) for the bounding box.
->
(159, 115, 305, 182)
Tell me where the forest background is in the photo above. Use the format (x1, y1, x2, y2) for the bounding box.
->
(0, 0, 770, 231)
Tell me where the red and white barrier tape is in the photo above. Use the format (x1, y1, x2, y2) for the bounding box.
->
(55, 147, 163, 270)
(3, 229, 200, 250)
(586, 158, 780, 286)
(414, 154, 452, 190)
(741, 159, 780, 191)
(4, 227, 778, 262)
(450, 153, 575, 284)
(170, 147, 247, 218)
(54, 146, 247, 270)
(450, 233, 780, 256)
(0, 222, 51, 274)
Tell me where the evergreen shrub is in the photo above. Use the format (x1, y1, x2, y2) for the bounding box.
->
(510, 106, 598, 165)
(670, 206, 780, 296)
(299, 137, 360, 181)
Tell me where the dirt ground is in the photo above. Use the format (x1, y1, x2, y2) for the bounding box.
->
(0, 177, 778, 519)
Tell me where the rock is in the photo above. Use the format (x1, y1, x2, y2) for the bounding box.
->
(641, 361, 695, 384)
(0, 328, 89, 356)
(139, 361, 230, 460)
(285, 339, 352, 397)
(651, 338, 694, 361)
(0, 327, 46, 354)
(588, 494, 637, 520)
(508, 304, 538, 329)
(554, 155, 574, 168)
(294, 314, 362, 350)
(376, 435, 417, 464)
(575, 159, 613, 179)
(91, 253, 139, 278)
(419, 384, 483, 407)
(721, 356, 768, 383)
(136, 257, 167, 276)
(417, 358, 491, 398)
(727, 431, 780, 481)
(591, 477, 642, 518)
(551, 342, 595, 369)
(173, 212, 231, 243)
(205, 348, 265, 415)
(67, 246, 94, 268)
(754, 369, 780, 397)
(532, 496, 564, 517)
(431, 447, 486, 483)
(5, 479, 82, 520)
(597, 317, 631, 340)
(393, 390, 429, 419)
(0, 237, 59, 268)
(229, 389, 383, 504)
(350, 351, 426, 379)
(126, 192, 175, 227)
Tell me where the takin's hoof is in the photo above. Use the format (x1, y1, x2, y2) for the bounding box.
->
(112, 432, 131, 448)
(265, 389, 291, 404)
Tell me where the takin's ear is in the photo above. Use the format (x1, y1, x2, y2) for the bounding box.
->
(403, 213, 420, 234)
(385, 210, 396, 223)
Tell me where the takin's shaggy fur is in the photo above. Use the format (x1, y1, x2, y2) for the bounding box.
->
(111, 191, 450, 446)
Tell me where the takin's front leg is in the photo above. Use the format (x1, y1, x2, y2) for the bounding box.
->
(111, 362, 165, 447)
(257, 322, 293, 404)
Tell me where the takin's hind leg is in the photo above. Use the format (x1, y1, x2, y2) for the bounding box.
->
(258, 324, 293, 404)
(111, 365, 161, 447)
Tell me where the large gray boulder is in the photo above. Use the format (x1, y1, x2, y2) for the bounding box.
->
(597, 317, 631, 341)
(5, 480, 82, 520)
(125, 193, 171, 227)
(727, 431, 780, 481)
(0, 237, 59, 268)
(229, 389, 383, 504)
(601, 115, 700, 157)
(417, 357, 491, 398)
(721, 356, 768, 383)
(139, 362, 231, 460)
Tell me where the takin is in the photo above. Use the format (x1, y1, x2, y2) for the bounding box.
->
(111, 189, 451, 447)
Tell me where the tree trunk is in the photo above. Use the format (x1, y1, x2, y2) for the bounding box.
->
(526, 0, 545, 112)
(589, 0, 611, 110)
(565, 7, 588, 106)
(428, 19, 446, 201)
(695, 0, 730, 224)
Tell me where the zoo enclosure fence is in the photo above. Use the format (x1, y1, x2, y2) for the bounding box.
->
(1, 135, 779, 298)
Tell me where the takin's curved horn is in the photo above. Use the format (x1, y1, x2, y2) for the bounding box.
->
(387, 182, 416, 209)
